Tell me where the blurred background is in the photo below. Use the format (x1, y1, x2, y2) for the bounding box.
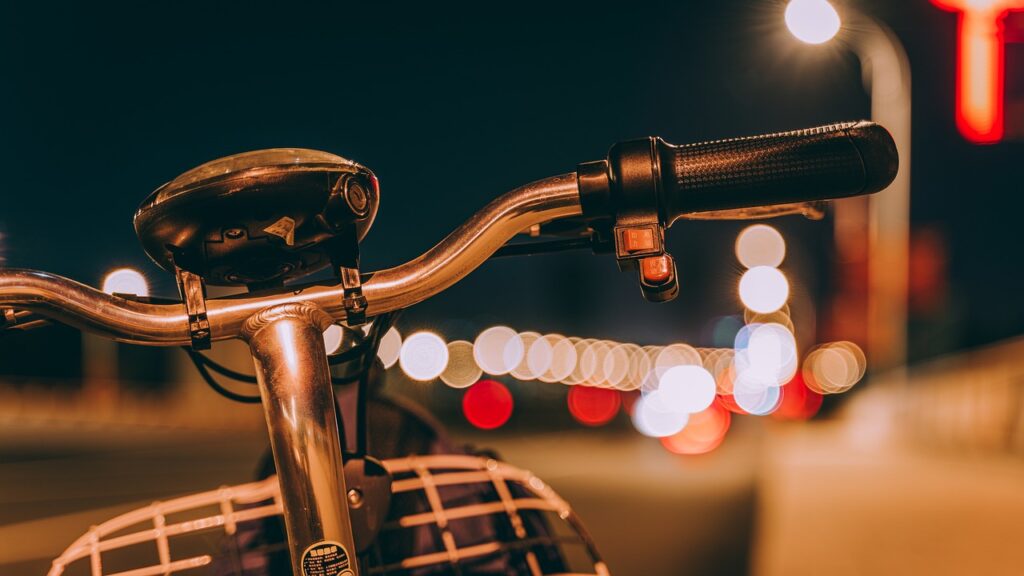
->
(2, 0, 1024, 574)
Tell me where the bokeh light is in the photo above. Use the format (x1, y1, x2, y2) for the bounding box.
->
(526, 334, 555, 380)
(632, 393, 690, 437)
(440, 340, 482, 388)
(377, 327, 402, 369)
(734, 322, 798, 389)
(772, 373, 823, 420)
(399, 331, 449, 381)
(733, 383, 782, 415)
(322, 324, 345, 355)
(803, 341, 866, 394)
(102, 268, 149, 297)
(655, 365, 718, 413)
(660, 400, 731, 455)
(474, 326, 524, 375)
(655, 343, 702, 371)
(462, 379, 514, 429)
(567, 385, 621, 427)
(785, 0, 841, 45)
(739, 266, 790, 313)
(541, 335, 577, 383)
(510, 331, 542, 380)
(735, 224, 786, 268)
(580, 340, 613, 387)
(602, 343, 631, 390)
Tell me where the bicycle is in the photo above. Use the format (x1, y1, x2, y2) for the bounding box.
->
(0, 121, 897, 576)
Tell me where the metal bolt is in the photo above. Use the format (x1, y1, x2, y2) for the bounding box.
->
(346, 181, 369, 216)
(347, 488, 364, 508)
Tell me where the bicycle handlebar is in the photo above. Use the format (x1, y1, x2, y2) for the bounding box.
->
(0, 121, 897, 346)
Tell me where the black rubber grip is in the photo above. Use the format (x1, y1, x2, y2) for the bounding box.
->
(660, 121, 898, 222)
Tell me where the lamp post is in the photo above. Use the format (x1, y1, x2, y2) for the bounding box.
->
(785, 0, 912, 372)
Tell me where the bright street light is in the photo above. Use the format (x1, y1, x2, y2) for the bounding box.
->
(101, 268, 149, 297)
(785, 0, 842, 44)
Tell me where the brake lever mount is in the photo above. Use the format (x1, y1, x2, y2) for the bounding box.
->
(578, 137, 679, 303)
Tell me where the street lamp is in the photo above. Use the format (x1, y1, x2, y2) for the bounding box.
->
(101, 268, 150, 297)
(785, 0, 841, 44)
(784, 0, 912, 372)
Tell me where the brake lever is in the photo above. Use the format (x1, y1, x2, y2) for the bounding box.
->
(678, 201, 827, 221)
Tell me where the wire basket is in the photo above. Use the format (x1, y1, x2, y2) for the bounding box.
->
(49, 454, 609, 576)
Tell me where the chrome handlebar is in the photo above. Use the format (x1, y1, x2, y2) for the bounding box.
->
(0, 173, 583, 345)
(0, 173, 833, 345)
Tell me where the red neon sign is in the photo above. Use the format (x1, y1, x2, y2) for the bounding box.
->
(931, 0, 1024, 143)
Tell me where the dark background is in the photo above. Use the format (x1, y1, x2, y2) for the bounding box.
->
(0, 0, 1020, 365)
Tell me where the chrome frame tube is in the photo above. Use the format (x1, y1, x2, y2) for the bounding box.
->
(0, 173, 581, 344)
(241, 302, 359, 576)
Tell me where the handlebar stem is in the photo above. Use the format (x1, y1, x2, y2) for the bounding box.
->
(241, 302, 360, 576)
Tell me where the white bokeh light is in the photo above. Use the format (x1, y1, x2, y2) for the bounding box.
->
(632, 394, 691, 438)
(734, 323, 798, 388)
(473, 326, 524, 375)
(322, 324, 345, 355)
(736, 224, 786, 268)
(510, 331, 542, 380)
(102, 268, 149, 297)
(734, 384, 781, 416)
(440, 340, 482, 389)
(656, 365, 718, 413)
(399, 331, 448, 381)
(541, 335, 577, 383)
(526, 335, 554, 380)
(377, 327, 402, 369)
(785, 0, 841, 45)
(739, 266, 790, 313)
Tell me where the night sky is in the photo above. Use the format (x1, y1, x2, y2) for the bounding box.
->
(0, 1, 1020, 360)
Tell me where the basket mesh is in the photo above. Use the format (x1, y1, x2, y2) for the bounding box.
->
(49, 454, 609, 576)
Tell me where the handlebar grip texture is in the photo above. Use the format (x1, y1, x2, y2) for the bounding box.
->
(660, 121, 898, 221)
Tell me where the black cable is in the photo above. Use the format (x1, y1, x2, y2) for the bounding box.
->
(188, 350, 259, 383)
(184, 348, 263, 403)
(352, 311, 398, 456)
(186, 334, 372, 385)
(181, 312, 400, 405)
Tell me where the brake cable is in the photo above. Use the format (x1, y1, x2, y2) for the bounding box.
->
(183, 311, 398, 404)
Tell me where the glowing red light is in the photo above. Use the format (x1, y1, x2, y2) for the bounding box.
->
(462, 379, 514, 430)
(771, 373, 823, 421)
(931, 0, 1024, 143)
(660, 399, 731, 455)
(567, 385, 621, 426)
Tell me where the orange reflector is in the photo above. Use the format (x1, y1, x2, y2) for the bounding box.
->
(641, 256, 672, 284)
(622, 228, 656, 252)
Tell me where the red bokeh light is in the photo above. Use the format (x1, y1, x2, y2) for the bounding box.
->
(567, 385, 621, 426)
(771, 373, 823, 421)
(462, 379, 514, 430)
(660, 399, 731, 455)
